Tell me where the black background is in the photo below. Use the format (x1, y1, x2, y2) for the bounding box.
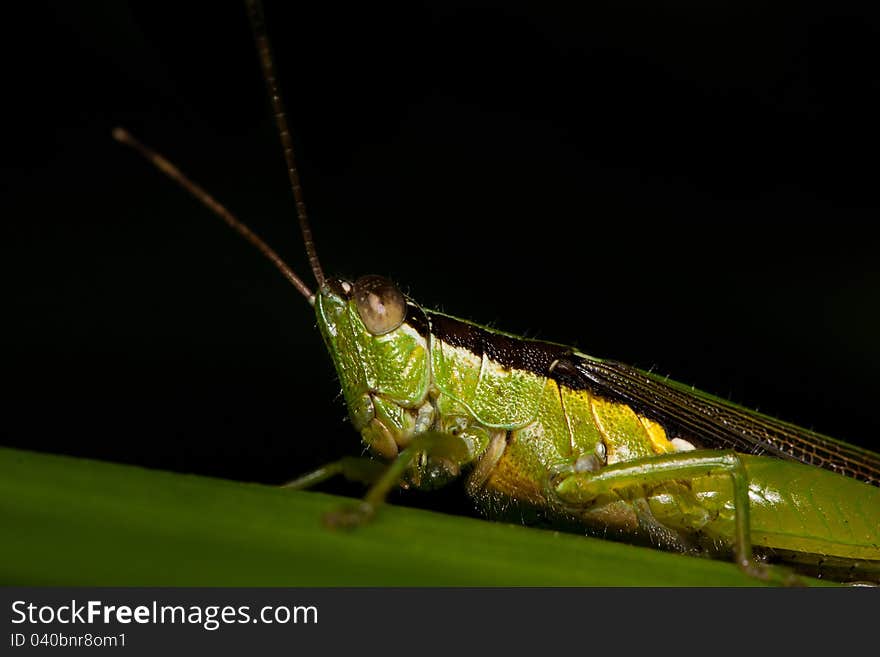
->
(4, 2, 880, 513)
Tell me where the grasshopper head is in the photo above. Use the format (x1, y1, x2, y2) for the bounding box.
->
(315, 275, 433, 460)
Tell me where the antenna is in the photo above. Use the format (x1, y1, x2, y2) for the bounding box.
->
(112, 127, 316, 304)
(246, 0, 326, 289)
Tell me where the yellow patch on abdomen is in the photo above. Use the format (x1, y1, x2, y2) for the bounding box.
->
(638, 415, 676, 454)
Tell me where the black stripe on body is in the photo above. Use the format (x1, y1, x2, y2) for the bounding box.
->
(403, 301, 430, 338)
(425, 310, 570, 374)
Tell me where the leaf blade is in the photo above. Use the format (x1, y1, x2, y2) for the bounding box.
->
(0, 447, 828, 586)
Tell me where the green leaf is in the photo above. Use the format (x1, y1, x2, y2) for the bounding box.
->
(0, 447, 828, 586)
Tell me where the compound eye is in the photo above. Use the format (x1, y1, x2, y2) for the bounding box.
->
(352, 275, 406, 335)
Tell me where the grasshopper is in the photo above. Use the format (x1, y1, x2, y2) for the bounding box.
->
(115, 0, 880, 584)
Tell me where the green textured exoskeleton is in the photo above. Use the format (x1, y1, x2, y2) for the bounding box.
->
(311, 274, 880, 583)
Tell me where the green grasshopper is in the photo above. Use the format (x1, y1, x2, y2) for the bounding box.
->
(116, 0, 880, 584)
